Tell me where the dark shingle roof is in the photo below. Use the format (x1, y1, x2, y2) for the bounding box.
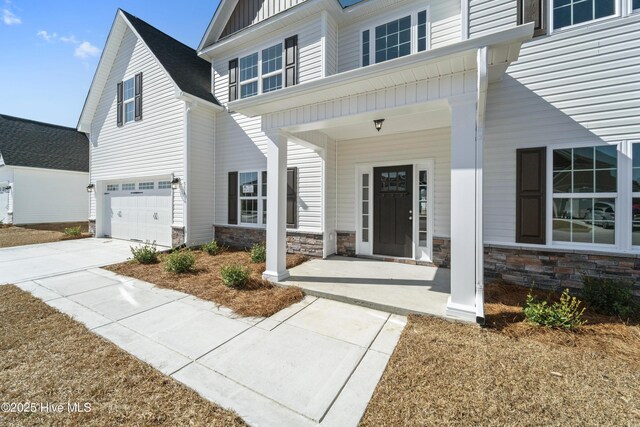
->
(121, 10, 219, 106)
(0, 115, 89, 172)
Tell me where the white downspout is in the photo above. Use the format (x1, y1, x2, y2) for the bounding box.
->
(183, 102, 192, 246)
(475, 46, 488, 324)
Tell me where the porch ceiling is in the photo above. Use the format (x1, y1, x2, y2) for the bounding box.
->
(229, 24, 534, 118)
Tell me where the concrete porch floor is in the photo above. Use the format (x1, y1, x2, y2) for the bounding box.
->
(281, 256, 451, 317)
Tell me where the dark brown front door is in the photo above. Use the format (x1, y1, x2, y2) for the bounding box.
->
(373, 165, 413, 258)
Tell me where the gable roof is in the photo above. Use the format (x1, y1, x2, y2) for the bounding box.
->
(0, 114, 89, 172)
(78, 9, 220, 132)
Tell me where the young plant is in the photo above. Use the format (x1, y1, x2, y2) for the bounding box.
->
(582, 276, 636, 318)
(201, 240, 221, 256)
(523, 289, 586, 330)
(164, 250, 196, 274)
(220, 264, 251, 289)
(130, 242, 159, 264)
(64, 226, 82, 236)
(250, 242, 266, 263)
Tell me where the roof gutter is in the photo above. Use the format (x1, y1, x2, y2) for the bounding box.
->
(176, 91, 224, 112)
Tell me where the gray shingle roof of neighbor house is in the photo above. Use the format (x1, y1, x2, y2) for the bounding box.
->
(120, 9, 220, 106)
(0, 114, 89, 173)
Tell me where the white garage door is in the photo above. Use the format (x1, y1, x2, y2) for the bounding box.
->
(103, 180, 172, 247)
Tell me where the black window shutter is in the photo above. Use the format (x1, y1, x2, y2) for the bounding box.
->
(518, 0, 546, 37)
(228, 59, 238, 102)
(287, 167, 298, 228)
(134, 72, 143, 121)
(284, 35, 298, 87)
(116, 81, 123, 127)
(516, 147, 546, 244)
(228, 171, 238, 225)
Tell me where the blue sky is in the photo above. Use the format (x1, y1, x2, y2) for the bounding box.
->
(0, 0, 219, 128)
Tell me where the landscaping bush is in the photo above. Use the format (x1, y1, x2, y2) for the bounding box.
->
(130, 242, 159, 264)
(250, 242, 266, 263)
(220, 264, 251, 289)
(64, 226, 82, 237)
(165, 250, 196, 274)
(201, 240, 221, 256)
(523, 289, 586, 330)
(582, 276, 636, 318)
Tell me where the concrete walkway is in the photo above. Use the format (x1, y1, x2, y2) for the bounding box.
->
(283, 256, 451, 317)
(13, 266, 405, 426)
(0, 238, 135, 284)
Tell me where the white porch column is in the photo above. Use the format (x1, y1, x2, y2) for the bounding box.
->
(447, 96, 480, 322)
(263, 131, 290, 282)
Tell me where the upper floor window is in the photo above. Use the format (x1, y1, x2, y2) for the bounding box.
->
(116, 73, 142, 127)
(362, 10, 428, 67)
(239, 53, 259, 99)
(553, 0, 616, 30)
(634, 0, 640, 10)
(123, 78, 135, 123)
(262, 44, 283, 94)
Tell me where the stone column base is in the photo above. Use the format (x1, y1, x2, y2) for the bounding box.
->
(172, 226, 185, 247)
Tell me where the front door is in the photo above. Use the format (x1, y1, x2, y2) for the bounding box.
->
(373, 165, 413, 257)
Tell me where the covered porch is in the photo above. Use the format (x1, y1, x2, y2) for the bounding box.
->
(229, 24, 533, 322)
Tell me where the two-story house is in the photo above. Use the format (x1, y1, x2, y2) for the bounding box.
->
(79, 0, 640, 322)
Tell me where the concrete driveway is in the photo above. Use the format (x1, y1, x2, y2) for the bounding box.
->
(0, 238, 134, 284)
(15, 267, 406, 426)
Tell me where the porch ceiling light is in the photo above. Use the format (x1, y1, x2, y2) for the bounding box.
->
(171, 177, 181, 189)
(373, 119, 385, 132)
(86, 184, 95, 193)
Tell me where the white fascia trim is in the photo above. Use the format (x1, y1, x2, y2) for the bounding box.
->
(197, 0, 235, 52)
(229, 23, 534, 116)
(176, 91, 224, 112)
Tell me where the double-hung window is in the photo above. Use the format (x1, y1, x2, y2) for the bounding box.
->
(239, 172, 264, 225)
(262, 44, 283, 93)
(552, 0, 616, 30)
(634, 0, 640, 11)
(632, 144, 640, 246)
(123, 77, 135, 123)
(362, 9, 428, 67)
(239, 53, 259, 99)
(552, 145, 617, 245)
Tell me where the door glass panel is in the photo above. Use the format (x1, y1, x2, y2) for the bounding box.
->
(362, 173, 370, 243)
(418, 169, 428, 247)
(633, 198, 640, 246)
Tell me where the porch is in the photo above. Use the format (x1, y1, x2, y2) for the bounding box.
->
(281, 256, 451, 317)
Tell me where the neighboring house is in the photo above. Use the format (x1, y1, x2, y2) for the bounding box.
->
(0, 114, 89, 226)
(82, 0, 640, 322)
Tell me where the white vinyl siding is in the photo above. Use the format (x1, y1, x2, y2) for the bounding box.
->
(325, 13, 338, 76)
(336, 128, 451, 238)
(483, 14, 640, 246)
(89, 27, 185, 228)
(10, 167, 88, 225)
(337, 0, 461, 73)
(469, 0, 517, 38)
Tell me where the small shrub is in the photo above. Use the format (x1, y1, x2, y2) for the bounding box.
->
(64, 226, 82, 236)
(220, 264, 251, 289)
(130, 242, 158, 264)
(582, 276, 636, 318)
(165, 250, 196, 274)
(250, 242, 266, 263)
(523, 289, 586, 330)
(201, 240, 221, 256)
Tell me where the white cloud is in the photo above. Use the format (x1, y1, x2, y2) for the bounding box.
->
(60, 35, 79, 44)
(2, 8, 21, 25)
(36, 30, 57, 42)
(74, 41, 100, 59)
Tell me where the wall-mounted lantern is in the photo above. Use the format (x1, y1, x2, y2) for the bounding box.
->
(373, 118, 385, 132)
(171, 177, 181, 189)
(86, 183, 95, 193)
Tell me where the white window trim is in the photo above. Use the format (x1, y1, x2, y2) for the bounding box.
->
(549, 0, 621, 34)
(355, 159, 434, 262)
(238, 43, 284, 99)
(238, 170, 267, 227)
(122, 76, 135, 124)
(359, 5, 431, 68)
(261, 43, 284, 93)
(239, 53, 259, 99)
(544, 140, 640, 252)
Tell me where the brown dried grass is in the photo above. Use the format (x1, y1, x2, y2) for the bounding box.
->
(362, 283, 640, 427)
(0, 285, 245, 427)
(105, 249, 306, 318)
(0, 225, 89, 248)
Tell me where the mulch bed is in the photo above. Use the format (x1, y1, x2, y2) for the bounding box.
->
(105, 249, 307, 318)
(361, 282, 640, 426)
(0, 285, 246, 427)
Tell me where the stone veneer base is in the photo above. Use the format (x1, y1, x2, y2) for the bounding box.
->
(172, 226, 185, 247)
(214, 225, 324, 258)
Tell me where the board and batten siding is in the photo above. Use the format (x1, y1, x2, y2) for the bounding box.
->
(220, 0, 307, 39)
(337, 128, 451, 237)
(187, 106, 216, 245)
(11, 167, 88, 224)
(468, 0, 517, 38)
(89, 27, 185, 226)
(483, 14, 640, 244)
(336, 0, 461, 74)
